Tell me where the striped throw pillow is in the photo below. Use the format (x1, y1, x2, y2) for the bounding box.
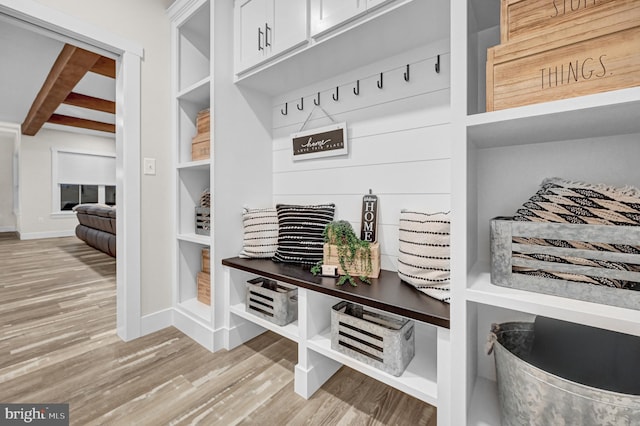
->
(398, 210, 451, 303)
(239, 207, 279, 259)
(273, 204, 335, 265)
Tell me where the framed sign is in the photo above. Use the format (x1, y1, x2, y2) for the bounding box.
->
(291, 122, 348, 161)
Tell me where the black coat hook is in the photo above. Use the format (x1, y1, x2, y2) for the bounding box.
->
(332, 86, 339, 101)
(297, 97, 304, 111)
(353, 80, 360, 96)
(404, 64, 410, 82)
(435, 54, 440, 73)
(281, 102, 288, 115)
(377, 72, 383, 89)
(314, 92, 320, 106)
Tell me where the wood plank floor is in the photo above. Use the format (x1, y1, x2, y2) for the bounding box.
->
(0, 234, 436, 425)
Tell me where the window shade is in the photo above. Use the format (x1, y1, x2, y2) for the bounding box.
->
(57, 151, 115, 185)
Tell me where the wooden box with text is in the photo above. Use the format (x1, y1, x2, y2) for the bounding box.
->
(500, 0, 637, 43)
(191, 131, 210, 161)
(197, 271, 210, 305)
(486, 17, 640, 111)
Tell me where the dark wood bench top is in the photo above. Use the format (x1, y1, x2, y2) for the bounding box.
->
(221, 257, 450, 329)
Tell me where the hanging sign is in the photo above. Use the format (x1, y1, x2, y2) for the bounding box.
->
(291, 122, 348, 161)
(360, 192, 378, 242)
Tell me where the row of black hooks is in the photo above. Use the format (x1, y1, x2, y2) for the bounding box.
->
(281, 54, 441, 116)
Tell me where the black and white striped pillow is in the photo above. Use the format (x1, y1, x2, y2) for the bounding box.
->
(273, 204, 335, 265)
(397, 210, 451, 303)
(239, 207, 279, 259)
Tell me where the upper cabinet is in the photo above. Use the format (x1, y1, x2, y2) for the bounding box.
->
(235, 0, 307, 73)
(309, 0, 395, 38)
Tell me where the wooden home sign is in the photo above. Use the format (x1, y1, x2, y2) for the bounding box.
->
(291, 122, 348, 161)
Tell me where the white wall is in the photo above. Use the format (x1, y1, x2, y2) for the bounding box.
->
(34, 0, 173, 316)
(272, 41, 451, 271)
(19, 128, 115, 238)
(0, 131, 16, 231)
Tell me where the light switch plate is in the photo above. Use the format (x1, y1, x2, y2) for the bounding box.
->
(143, 158, 156, 175)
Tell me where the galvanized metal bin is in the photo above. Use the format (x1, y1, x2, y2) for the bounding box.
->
(331, 301, 414, 376)
(489, 318, 640, 426)
(246, 277, 297, 326)
(195, 207, 210, 236)
(490, 217, 640, 310)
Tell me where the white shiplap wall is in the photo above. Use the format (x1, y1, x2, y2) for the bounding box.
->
(271, 40, 451, 271)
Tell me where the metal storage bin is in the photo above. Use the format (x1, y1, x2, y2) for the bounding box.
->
(331, 301, 414, 376)
(489, 317, 640, 426)
(491, 217, 640, 310)
(245, 277, 297, 326)
(195, 207, 210, 236)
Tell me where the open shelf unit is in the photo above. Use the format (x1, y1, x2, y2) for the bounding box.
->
(170, 0, 213, 345)
(452, 1, 640, 424)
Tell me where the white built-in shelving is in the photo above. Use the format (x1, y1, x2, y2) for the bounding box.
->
(452, 1, 640, 424)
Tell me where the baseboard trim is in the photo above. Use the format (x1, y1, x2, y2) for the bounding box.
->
(173, 308, 215, 351)
(19, 229, 75, 240)
(140, 308, 173, 336)
(0, 226, 16, 233)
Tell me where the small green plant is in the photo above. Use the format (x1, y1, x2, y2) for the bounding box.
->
(311, 220, 372, 287)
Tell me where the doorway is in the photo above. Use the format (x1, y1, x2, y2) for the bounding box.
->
(0, 0, 142, 341)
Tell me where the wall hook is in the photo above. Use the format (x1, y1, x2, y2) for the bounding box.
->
(332, 86, 339, 101)
(313, 92, 320, 106)
(404, 64, 410, 82)
(353, 80, 360, 96)
(377, 72, 383, 89)
(281, 102, 288, 115)
(435, 54, 440, 74)
(297, 97, 304, 111)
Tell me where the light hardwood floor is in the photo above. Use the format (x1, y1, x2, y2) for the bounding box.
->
(0, 234, 436, 425)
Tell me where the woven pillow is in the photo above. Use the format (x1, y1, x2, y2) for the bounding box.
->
(397, 210, 451, 303)
(273, 204, 335, 265)
(239, 207, 279, 259)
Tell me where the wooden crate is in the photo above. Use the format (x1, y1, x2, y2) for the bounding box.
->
(323, 242, 380, 279)
(487, 24, 640, 111)
(331, 301, 414, 377)
(202, 248, 210, 274)
(196, 109, 210, 134)
(490, 218, 640, 311)
(500, 0, 634, 44)
(197, 271, 210, 305)
(191, 131, 210, 161)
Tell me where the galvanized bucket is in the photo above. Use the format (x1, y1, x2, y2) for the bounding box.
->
(488, 320, 640, 426)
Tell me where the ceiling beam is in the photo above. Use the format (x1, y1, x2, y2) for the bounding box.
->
(21, 44, 101, 136)
(63, 92, 115, 114)
(90, 56, 116, 79)
(47, 114, 115, 134)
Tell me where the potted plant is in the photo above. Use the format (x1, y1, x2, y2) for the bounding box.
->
(311, 220, 376, 287)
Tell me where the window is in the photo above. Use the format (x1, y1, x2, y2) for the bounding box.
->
(60, 184, 101, 210)
(52, 149, 116, 213)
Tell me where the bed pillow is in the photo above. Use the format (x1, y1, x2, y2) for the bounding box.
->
(239, 207, 279, 259)
(397, 210, 451, 303)
(273, 204, 335, 265)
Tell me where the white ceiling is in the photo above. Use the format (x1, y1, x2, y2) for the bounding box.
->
(0, 14, 115, 136)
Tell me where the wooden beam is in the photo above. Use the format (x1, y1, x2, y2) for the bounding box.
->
(63, 92, 115, 114)
(47, 114, 115, 134)
(90, 56, 116, 79)
(22, 44, 101, 136)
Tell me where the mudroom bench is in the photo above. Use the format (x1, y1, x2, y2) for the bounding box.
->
(221, 257, 451, 424)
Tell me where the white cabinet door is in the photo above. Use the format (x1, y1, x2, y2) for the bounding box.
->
(237, 0, 268, 72)
(270, 0, 307, 56)
(310, 0, 365, 37)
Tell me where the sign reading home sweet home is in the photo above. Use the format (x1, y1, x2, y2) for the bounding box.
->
(291, 122, 348, 161)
